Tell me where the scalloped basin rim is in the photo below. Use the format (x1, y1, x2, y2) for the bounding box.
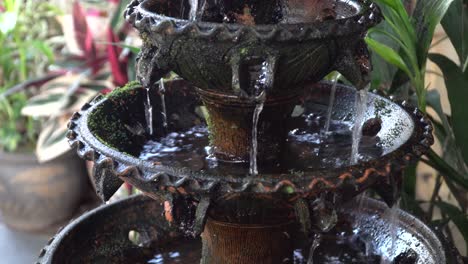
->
(137, 0, 363, 27)
(126, 0, 381, 39)
(37, 195, 452, 264)
(68, 80, 433, 195)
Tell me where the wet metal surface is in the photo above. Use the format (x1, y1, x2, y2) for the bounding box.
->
(37, 195, 458, 263)
(67, 80, 432, 201)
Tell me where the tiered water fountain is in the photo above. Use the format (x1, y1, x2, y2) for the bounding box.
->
(38, 0, 463, 263)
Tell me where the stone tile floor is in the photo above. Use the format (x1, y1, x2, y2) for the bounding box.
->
(0, 222, 49, 264)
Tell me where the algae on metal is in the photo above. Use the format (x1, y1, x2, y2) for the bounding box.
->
(88, 81, 147, 155)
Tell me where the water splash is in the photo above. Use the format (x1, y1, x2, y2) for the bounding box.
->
(324, 73, 341, 134)
(159, 78, 168, 133)
(249, 92, 266, 176)
(145, 87, 153, 136)
(355, 192, 368, 229)
(307, 234, 322, 264)
(350, 89, 368, 165)
(380, 200, 400, 264)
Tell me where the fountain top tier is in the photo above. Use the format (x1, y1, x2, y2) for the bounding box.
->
(125, 0, 379, 38)
(125, 0, 381, 97)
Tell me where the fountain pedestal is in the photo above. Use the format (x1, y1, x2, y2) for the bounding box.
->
(197, 88, 300, 163)
(201, 218, 294, 264)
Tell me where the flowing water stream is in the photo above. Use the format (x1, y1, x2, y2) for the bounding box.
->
(324, 73, 341, 134)
(159, 78, 168, 133)
(145, 87, 153, 136)
(188, 0, 199, 20)
(249, 93, 266, 176)
(350, 89, 369, 165)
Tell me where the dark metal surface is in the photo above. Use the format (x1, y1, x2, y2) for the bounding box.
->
(67, 80, 432, 201)
(37, 195, 462, 263)
(37, 195, 181, 264)
(125, 0, 381, 95)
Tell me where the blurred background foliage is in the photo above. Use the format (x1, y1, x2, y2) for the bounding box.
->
(367, 0, 468, 254)
(0, 0, 62, 152)
(0, 0, 139, 162)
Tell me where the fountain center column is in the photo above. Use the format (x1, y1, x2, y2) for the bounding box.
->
(201, 218, 294, 264)
(196, 88, 301, 166)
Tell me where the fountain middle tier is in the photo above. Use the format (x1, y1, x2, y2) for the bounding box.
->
(68, 78, 432, 223)
(66, 79, 435, 263)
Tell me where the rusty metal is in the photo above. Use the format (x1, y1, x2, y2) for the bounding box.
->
(197, 87, 300, 162)
(201, 218, 294, 264)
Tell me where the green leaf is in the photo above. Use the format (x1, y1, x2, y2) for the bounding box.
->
(365, 37, 412, 78)
(36, 118, 70, 163)
(426, 90, 467, 173)
(111, 0, 131, 30)
(403, 165, 417, 197)
(426, 149, 468, 190)
(430, 53, 468, 165)
(0, 12, 18, 34)
(400, 191, 427, 221)
(436, 201, 468, 246)
(413, 0, 455, 65)
(31, 41, 54, 63)
(441, 0, 468, 70)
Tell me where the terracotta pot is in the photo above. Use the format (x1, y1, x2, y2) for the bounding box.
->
(0, 151, 89, 233)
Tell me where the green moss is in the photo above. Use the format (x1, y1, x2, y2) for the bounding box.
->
(201, 106, 215, 144)
(88, 81, 146, 155)
(106, 81, 142, 100)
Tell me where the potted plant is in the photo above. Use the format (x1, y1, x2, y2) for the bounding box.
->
(366, 0, 468, 256)
(0, 0, 138, 233)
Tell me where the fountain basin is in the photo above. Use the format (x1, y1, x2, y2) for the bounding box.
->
(37, 195, 462, 263)
(67, 80, 432, 202)
(125, 0, 380, 95)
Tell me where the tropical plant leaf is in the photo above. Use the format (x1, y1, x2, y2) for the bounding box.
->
(110, 0, 131, 30)
(400, 191, 427, 221)
(107, 28, 129, 87)
(441, 0, 468, 70)
(36, 117, 70, 163)
(365, 37, 412, 78)
(436, 201, 468, 247)
(403, 165, 417, 197)
(429, 53, 468, 165)
(31, 40, 54, 63)
(0, 0, 21, 34)
(72, 1, 97, 58)
(413, 0, 455, 64)
(368, 21, 399, 90)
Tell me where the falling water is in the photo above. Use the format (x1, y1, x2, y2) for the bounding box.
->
(145, 87, 153, 135)
(324, 73, 341, 134)
(159, 78, 168, 132)
(189, 0, 207, 20)
(307, 234, 322, 264)
(249, 93, 265, 176)
(189, 0, 199, 20)
(381, 201, 400, 264)
(350, 89, 368, 165)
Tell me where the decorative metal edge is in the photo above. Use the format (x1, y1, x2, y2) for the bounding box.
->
(66, 83, 433, 200)
(124, 0, 381, 42)
(36, 195, 159, 264)
(37, 196, 463, 263)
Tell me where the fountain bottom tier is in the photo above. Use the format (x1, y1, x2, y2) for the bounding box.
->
(37, 195, 461, 264)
